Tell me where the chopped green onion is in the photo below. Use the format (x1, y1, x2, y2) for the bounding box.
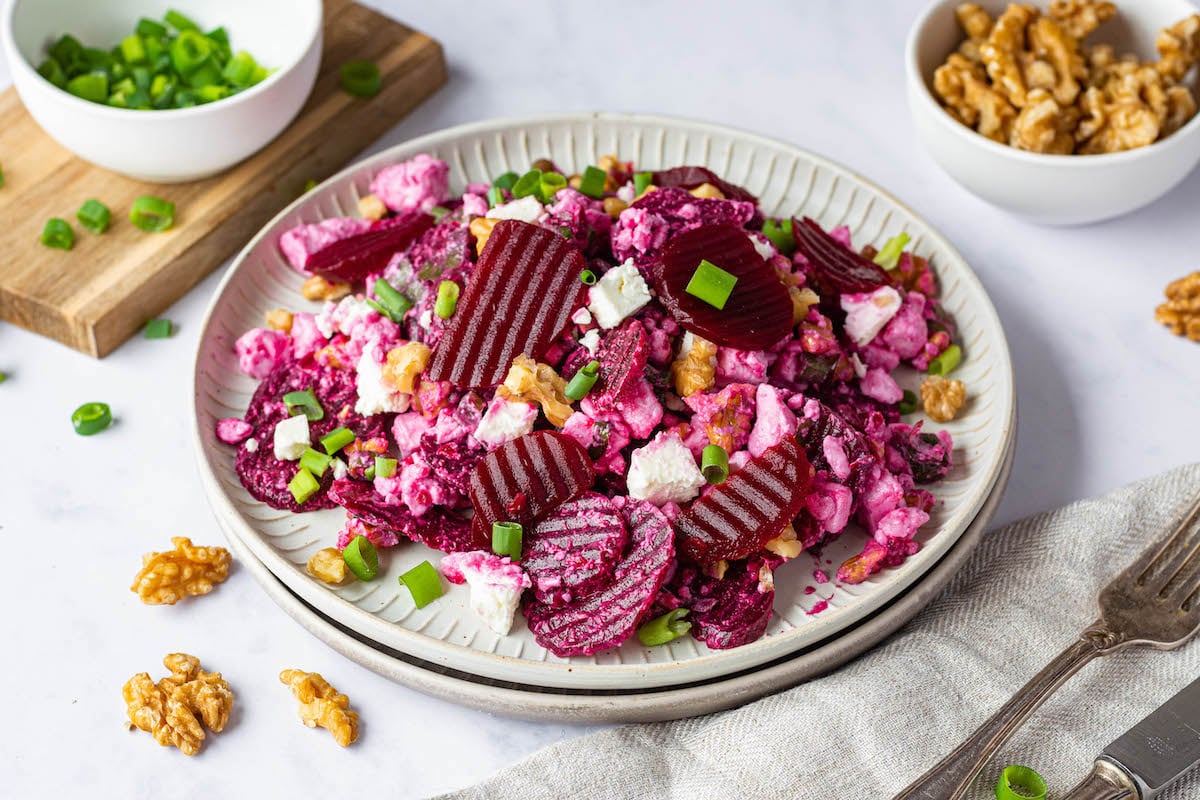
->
(761, 218, 795, 256)
(131, 67, 152, 92)
(637, 608, 691, 646)
(299, 447, 332, 478)
(579, 269, 597, 285)
(577, 165, 607, 199)
(174, 88, 197, 108)
(0, 371, 6, 383)
(898, 390, 918, 415)
(633, 171, 653, 195)
(341, 534, 379, 581)
(701, 444, 729, 484)
(539, 171, 567, 202)
(303, 179, 318, 193)
(363, 464, 376, 480)
(129, 196, 175, 232)
(283, 388, 325, 421)
(995, 765, 1047, 800)
(492, 521, 523, 561)
(685, 259, 738, 310)
(564, 360, 600, 401)
(41, 218, 74, 250)
(287, 467, 320, 505)
(169, 30, 211, 75)
(0, 161, 4, 188)
(222, 51, 259, 87)
(149, 73, 171, 99)
(37, 58, 67, 88)
(434, 281, 460, 319)
(511, 169, 543, 200)
(48, 35, 85, 72)
(927, 344, 962, 376)
(374, 456, 397, 479)
(429, 205, 451, 223)
(164, 9, 200, 32)
(136, 18, 168, 38)
(873, 232, 911, 270)
(399, 561, 443, 608)
(144, 318, 172, 339)
(66, 73, 108, 103)
(71, 402, 112, 436)
(76, 199, 111, 234)
(486, 185, 505, 208)
(492, 171, 519, 191)
(120, 34, 147, 65)
(187, 62, 223, 90)
(320, 426, 355, 455)
(340, 60, 381, 97)
(372, 277, 414, 322)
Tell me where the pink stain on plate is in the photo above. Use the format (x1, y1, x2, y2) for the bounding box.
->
(806, 599, 830, 616)
(803, 586, 816, 595)
(812, 568, 830, 584)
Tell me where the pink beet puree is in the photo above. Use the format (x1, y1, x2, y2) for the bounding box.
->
(215, 418, 252, 445)
(278, 218, 370, 273)
(369, 154, 450, 212)
(234, 328, 292, 379)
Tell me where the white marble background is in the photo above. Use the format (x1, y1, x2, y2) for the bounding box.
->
(2, 0, 1199, 797)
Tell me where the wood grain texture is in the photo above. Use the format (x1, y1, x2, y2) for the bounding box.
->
(0, 0, 445, 357)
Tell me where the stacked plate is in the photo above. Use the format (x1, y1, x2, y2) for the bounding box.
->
(193, 114, 1016, 722)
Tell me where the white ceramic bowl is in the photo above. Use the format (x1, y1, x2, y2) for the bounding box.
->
(906, 0, 1200, 225)
(1, 0, 322, 182)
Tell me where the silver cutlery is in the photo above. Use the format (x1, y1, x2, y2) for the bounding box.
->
(895, 492, 1200, 800)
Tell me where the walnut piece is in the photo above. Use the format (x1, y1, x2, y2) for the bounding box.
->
(279, 669, 359, 747)
(131, 537, 231, 605)
(382, 341, 432, 394)
(123, 654, 233, 756)
(688, 183, 725, 200)
(602, 197, 628, 218)
(934, 53, 1017, 142)
(301, 275, 352, 302)
(1157, 14, 1200, 83)
(1155, 272, 1200, 342)
(670, 334, 717, 397)
(1027, 15, 1086, 106)
(958, 3, 995, 41)
(1011, 88, 1079, 153)
(920, 375, 968, 423)
(357, 194, 388, 222)
(498, 354, 574, 427)
(1048, 0, 1116, 39)
(307, 548, 348, 584)
(789, 286, 821, 325)
(469, 217, 497, 255)
(981, 3, 1037, 108)
(264, 308, 294, 332)
(764, 523, 804, 560)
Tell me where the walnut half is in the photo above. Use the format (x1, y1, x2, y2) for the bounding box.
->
(920, 375, 968, 423)
(1156, 271, 1200, 342)
(279, 669, 359, 747)
(123, 654, 233, 756)
(131, 537, 231, 605)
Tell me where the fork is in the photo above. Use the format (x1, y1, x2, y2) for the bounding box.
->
(895, 492, 1200, 800)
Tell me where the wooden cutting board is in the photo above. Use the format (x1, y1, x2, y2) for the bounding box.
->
(0, 0, 445, 357)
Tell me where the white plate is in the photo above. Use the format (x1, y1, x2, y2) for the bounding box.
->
(193, 113, 1015, 690)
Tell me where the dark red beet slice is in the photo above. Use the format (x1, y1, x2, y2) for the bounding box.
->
(593, 320, 648, 405)
(791, 216, 891, 297)
(691, 562, 775, 650)
(525, 499, 675, 656)
(468, 430, 595, 538)
(654, 223, 792, 350)
(308, 212, 435, 282)
(651, 166, 757, 203)
(525, 492, 629, 606)
(427, 220, 588, 388)
(676, 436, 813, 565)
(327, 478, 476, 553)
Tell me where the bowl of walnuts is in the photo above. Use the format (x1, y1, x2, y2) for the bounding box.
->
(906, 0, 1200, 225)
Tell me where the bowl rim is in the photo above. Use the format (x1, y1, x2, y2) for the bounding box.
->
(0, 0, 323, 119)
(905, 0, 1200, 166)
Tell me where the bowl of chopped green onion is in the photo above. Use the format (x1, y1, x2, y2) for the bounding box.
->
(2, 0, 323, 182)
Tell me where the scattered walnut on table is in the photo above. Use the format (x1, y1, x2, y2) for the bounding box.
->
(382, 341, 432, 395)
(1048, 0, 1116, 39)
(131, 537, 231, 605)
(279, 669, 359, 747)
(306, 548, 348, 584)
(920, 375, 968, 423)
(301, 275, 352, 302)
(498, 354, 574, 427)
(123, 653, 234, 756)
(1155, 272, 1200, 342)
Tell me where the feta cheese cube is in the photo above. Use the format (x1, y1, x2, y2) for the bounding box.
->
(354, 351, 410, 416)
(587, 259, 652, 329)
(749, 233, 775, 261)
(571, 307, 593, 326)
(245, 437, 259, 453)
(841, 286, 902, 347)
(474, 397, 538, 448)
(272, 415, 310, 461)
(626, 431, 706, 506)
(440, 551, 532, 636)
(579, 329, 601, 355)
(486, 195, 544, 224)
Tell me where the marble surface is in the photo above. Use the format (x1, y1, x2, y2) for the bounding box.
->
(2, 0, 1199, 796)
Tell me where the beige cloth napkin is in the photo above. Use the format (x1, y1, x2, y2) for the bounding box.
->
(444, 464, 1200, 800)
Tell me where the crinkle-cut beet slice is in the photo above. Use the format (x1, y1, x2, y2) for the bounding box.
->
(236, 359, 389, 512)
(308, 211, 435, 283)
(593, 320, 648, 405)
(328, 478, 476, 552)
(654, 223, 792, 351)
(525, 499, 675, 656)
(676, 436, 813, 565)
(651, 166, 757, 204)
(469, 430, 595, 535)
(525, 492, 629, 606)
(427, 220, 588, 388)
(691, 562, 775, 650)
(791, 216, 891, 298)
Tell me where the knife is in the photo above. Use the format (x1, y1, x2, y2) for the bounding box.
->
(1061, 676, 1200, 800)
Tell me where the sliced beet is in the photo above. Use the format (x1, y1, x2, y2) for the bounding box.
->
(327, 478, 476, 553)
(676, 435, 813, 565)
(791, 216, 891, 297)
(651, 166, 757, 203)
(525, 499, 675, 656)
(691, 561, 775, 649)
(654, 223, 792, 350)
(308, 211, 434, 283)
(427, 220, 588, 388)
(468, 430, 595, 538)
(525, 492, 629, 606)
(593, 319, 648, 405)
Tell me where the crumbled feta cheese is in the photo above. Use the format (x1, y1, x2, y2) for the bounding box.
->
(474, 397, 538, 448)
(841, 286, 902, 347)
(587, 259, 651, 329)
(354, 351, 410, 416)
(486, 195, 544, 224)
(749, 233, 775, 261)
(440, 551, 532, 636)
(571, 307, 592, 326)
(272, 415, 309, 461)
(850, 353, 867, 378)
(616, 182, 635, 203)
(330, 458, 348, 480)
(626, 431, 706, 506)
(418, 309, 433, 330)
(579, 329, 601, 355)
(245, 437, 259, 453)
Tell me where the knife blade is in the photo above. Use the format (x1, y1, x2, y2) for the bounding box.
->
(1062, 676, 1200, 800)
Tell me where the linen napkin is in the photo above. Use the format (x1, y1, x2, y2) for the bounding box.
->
(444, 464, 1200, 800)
